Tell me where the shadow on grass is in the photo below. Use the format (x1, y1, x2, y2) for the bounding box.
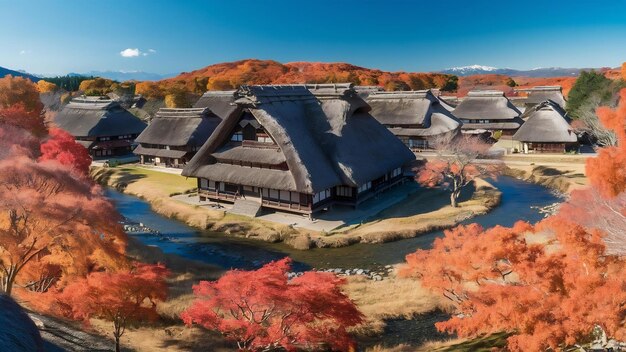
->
(436, 332, 510, 351)
(533, 165, 569, 176)
(91, 167, 147, 191)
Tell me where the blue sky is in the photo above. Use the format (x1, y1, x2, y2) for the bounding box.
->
(2, 0, 626, 75)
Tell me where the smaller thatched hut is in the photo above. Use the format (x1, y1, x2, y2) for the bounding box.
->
(134, 107, 222, 167)
(53, 97, 147, 158)
(453, 90, 523, 136)
(513, 100, 578, 153)
(365, 90, 462, 150)
(518, 86, 566, 110)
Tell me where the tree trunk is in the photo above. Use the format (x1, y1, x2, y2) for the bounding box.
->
(450, 191, 459, 208)
(114, 320, 122, 352)
(1, 267, 17, 296)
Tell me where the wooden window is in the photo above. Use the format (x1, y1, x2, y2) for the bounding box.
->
(336, 186, 353, 197)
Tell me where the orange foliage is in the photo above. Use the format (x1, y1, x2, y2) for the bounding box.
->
(36, 80, 58, 93)
(55, 263, 168, 352)
(403, 88, 626, 350)
(0, 155, 127, 296)
(181, 258, 363, 352)
(416, 135, 502, 207)
(142, 59, 455, 98)
(514, 76, 578, 97)
(0, 75, 47, 136)
(586, 89, 626, 197)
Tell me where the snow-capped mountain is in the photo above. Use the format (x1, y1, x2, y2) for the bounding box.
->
(440, 65, 591, 77)
(442, 65, 500, 75)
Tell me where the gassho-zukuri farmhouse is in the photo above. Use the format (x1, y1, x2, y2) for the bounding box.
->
(53, 96, 146, 158)
(181, 84, 416, 217)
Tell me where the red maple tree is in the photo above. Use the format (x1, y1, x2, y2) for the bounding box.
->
(39, 128, 92, 177)
(181, 258, 363, 352)
(55, 263, 169, 352)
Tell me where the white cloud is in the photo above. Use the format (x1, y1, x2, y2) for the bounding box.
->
(19, 50, 30, 55)
(120, 48, 140, 57)
(120, 48, 156, 58)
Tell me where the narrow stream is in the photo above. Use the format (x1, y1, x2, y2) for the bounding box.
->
(105, 177, 560, 349)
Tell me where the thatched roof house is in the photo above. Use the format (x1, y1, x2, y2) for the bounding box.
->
(513, 100, 578, 153)
(134, 107, 222, 167)
(365, 90, 462, 150)
(452, 90, 523, 135)
(53, 97, 146, 157)
(519, 86, 566, 110)
(182, 84, 415, 216)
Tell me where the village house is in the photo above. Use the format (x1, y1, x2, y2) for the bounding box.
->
(53, 97, 146, 158)
(517, 86, 566, 110)
(134, 107, 222, 167)
(513, 100, 578, 153)
(453, 90, 524, 137)
(365, 90, 462, 150)
(182, 84, 415, 217)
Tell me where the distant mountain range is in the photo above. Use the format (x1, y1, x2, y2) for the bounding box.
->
(439, 65, 594, 77)
(66, 71, 176, 81)
(0, 66, 41, 82)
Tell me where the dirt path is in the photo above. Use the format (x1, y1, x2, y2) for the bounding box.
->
(29, 311, 114, 352)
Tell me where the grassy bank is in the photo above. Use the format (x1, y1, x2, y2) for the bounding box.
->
(502, 154, 589, 194)
(92, 165, 501, 250)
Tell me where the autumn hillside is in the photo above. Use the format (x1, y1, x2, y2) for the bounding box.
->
(456, 74, 578, 97)
(135, 59, 459, 99)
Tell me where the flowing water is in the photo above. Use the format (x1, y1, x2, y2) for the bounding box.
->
(106, 176, 559, 271)
(105, 176, 560, 349)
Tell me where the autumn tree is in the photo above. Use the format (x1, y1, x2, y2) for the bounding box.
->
(417, 134, 502, 207)
(403, 87, 626, 350)
(56, 263, 168, 352)
(181, 258, 363, 352)
(78, 77, 118, 96)
(0, 156, 127, 296)
(36, 80, 58, 93)
(135, 81, 165, 99)
(0, 75, 47, 136)
(39, 128, 92, 177)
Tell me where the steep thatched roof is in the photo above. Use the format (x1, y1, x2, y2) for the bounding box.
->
(513, 100, 577, 143)
(366, 90, 462, 137)
(135, 108, 221, 147)
(453, 90, 522, 120)
(53, 97, 146, 137)
(354, 85, 385, 99)
(0, 295, 44, 352)
(193, 90, 239, 117)
(520, 86, 566, 109)
(183, 84, 414, 193)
